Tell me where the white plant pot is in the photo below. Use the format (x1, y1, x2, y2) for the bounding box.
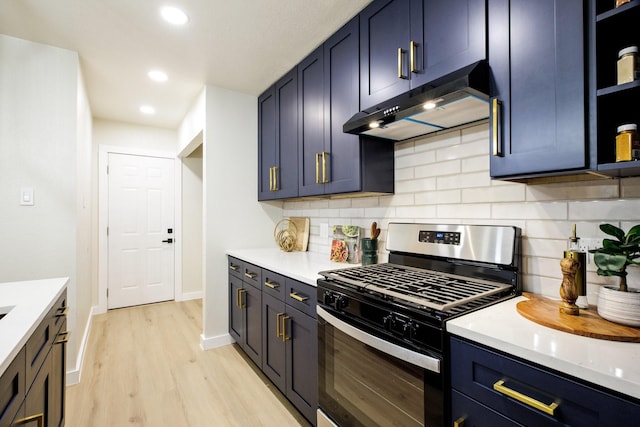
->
(597, 285, 640, 327)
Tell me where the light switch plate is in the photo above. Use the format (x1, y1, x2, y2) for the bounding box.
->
(20, 188, 34, 206)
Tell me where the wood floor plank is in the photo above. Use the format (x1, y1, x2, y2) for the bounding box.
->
(66, 300, 308, 426)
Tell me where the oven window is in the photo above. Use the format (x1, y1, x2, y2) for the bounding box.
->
(319, 317, 443, 427)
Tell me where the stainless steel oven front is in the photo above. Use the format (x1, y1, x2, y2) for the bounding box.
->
(317, 306, 444, 427)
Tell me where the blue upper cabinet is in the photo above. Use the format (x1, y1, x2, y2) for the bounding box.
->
(489, 0, 588, 178)
(360, 0, 414, 111)
(299, 16, 394, 197)
(360, 0, 486, 112)
(258, 69, 299, 201)
(412, 0, 486, 88)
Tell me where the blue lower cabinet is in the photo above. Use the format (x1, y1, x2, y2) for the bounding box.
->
(450, 337, 640, 426)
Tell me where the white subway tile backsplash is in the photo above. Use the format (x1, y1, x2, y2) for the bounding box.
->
(569, 199, 640, 220)
(438, 203, 490, 219)
(462, 184, 525, 203)
(279, 123, 640, 300)
(414, 189, 461, 205)
(492, 202, 567, 220)
(526, 180, 619, 202)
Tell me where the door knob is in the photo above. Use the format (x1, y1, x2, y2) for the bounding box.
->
(162, 238, 173, 243)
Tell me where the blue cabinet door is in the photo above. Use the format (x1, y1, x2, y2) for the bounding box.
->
(360, 0, 413, 111)
(285, 305, 318, 425)
(257, 88, 276, 200)
(262, 293, 286, 392)
(489, 0, 587, 178)
(298, 47, 325, 197)
(324, 17, 363, 195)
(412, 0, 486, 88)
(258, 69, 299, 200)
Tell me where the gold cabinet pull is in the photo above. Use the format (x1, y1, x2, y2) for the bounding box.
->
(453, 418, 465, 427)
(276, 312, 284, 338)
(54, 331, 71, 345)
(281, 315, 291, 342)
(269, 166, 273, 191)
(398, 47, 406, 79)
(237, 288, 246, 308)
(321, 152, 329, 183)
(264, 280, 280, 289)
(315, 153, 320, 184)
(272, 166, 279, 191)
(244, 272, 257, 279)
(56, 306, 69, 317)
(289, 292, 308, 302)
(493, 380, 558, 416)
(229, 264, 239, 271)
(14, 413, 44, 427)
(492, 98, 503, 157)
(410, 41, 418, 73)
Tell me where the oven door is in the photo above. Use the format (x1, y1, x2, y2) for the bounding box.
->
(317, 306, 444, 427)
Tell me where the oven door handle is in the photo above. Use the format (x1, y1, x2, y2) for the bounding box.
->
(317, 306, 441, 373)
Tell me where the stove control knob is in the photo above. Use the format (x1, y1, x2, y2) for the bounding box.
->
(403, 322, 414, 339)
(335, 295, 348, 310)
(383, 314, 395, 331)
(323, 291, 336, 306)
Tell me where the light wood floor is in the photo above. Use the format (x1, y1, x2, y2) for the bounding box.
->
(66, 299, 308, 426)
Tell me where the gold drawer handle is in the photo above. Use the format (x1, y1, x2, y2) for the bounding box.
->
(56, 306, 69, 317)
(54, 331, 71, 344)
(289, 292, 308, 302)
(236, 288, 246, 308)
(229, 264, 239, 271)
(14, 413, 44, 427)
(276, 312, 284, 337)
(453, 417, 465, 427)
(410, 40, 418, 73)
(264, 280, 280, 289)
(397, 47, 406, 79)
(493, 380, 558, 416)
(244, 272, 257, 279)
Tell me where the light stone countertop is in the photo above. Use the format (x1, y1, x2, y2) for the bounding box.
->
(447, 295, 640, 400)
(225, 248, 357, 286)
(0, 277, 68, 376)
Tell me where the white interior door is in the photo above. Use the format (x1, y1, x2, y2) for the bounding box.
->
(107, 153, 175, 309)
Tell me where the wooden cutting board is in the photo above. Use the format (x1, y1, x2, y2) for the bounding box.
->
(516, 293, 640, 342)
(289, 217, 310, 252)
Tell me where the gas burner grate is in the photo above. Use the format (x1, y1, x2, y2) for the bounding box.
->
(319, 263, 511, 312)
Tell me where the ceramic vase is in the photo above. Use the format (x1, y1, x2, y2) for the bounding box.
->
(597, 285, 640, 327)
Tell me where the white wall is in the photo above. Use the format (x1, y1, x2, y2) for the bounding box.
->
(0, 35, 90, 371)
(283, 123, 640, 303)
(201, 86, 282, 348)
(93, 119, 177, 153)
(182, 145, 203, 296)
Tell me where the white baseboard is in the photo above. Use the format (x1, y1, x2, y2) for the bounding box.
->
(200, 332, 234, 350)
(177, 290, 203, 301)
(66, 305, 98, 386)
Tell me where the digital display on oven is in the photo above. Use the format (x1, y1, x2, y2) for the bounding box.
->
(419, 230, 461, 245)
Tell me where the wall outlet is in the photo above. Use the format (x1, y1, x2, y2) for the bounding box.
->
(578, 238, 603, 265)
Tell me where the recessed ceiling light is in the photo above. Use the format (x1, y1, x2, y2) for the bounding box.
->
(140, 105, 156, 115)
(161, 6, 189, 25)
(148, 69, 168, 82)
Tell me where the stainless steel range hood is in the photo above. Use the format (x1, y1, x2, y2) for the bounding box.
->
(344, 61, 490, 142)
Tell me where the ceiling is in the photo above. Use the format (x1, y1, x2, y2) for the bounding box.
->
(0, 0, 372, 129)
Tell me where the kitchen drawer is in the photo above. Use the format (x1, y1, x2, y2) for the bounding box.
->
(262, 269, 286, 301)
(0, 347, 25, 427)
(285, 279, 316, 318)
(228, 257, 244, 280)
(450, 337, 640, 426)
(242, 262, 262, 289)
(451, 389, 515, 427)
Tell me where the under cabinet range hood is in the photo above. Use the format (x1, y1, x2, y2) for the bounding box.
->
(344, 61, 491, 142)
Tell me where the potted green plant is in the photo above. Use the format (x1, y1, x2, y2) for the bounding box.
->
(589, 223, 640, 326)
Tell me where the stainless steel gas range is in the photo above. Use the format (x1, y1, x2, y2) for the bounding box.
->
(316, 222, 521, 427)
